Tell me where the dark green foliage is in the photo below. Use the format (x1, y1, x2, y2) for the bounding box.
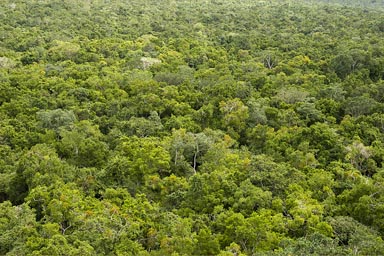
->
(1, 0, 384, 255)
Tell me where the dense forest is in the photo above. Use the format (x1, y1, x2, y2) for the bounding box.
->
(1, 0, 384, 255)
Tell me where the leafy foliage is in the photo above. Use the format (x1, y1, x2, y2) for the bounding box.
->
(1, 0, 384, 255)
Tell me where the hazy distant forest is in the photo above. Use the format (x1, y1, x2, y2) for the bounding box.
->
(1, 0, 384, 255)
